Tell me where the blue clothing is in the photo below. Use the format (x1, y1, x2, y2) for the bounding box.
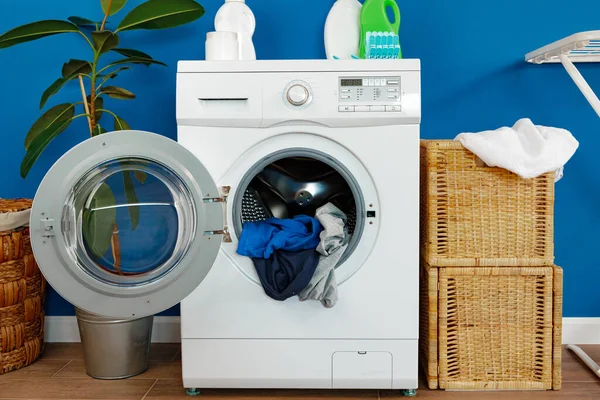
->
(252, 249, 320, 301)
(237, 215, 323, 259)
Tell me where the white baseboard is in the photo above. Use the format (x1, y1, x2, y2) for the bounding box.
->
(561, 318, 600, 344)
(44, 316, 600, 344)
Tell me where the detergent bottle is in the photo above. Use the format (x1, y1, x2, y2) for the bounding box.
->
(324, 0, 363, 60)
(359, 0, 401, 59)
(215, 0, 256, 60)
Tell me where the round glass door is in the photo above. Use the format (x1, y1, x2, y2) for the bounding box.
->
(67, 158, 196, 287)
(30, 131, 222, 318)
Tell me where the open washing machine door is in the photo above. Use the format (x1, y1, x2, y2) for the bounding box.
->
(30, 131, 224, 319)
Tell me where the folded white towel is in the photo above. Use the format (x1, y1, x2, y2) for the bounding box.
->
(455, 118, 579, 181)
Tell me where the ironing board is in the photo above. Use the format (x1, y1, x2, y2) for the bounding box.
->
(526, 30, 600, 378)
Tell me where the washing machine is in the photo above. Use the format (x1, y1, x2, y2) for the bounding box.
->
(29, 60, 420, 392)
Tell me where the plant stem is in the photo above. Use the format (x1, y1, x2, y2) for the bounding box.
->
(110, 222, 123, 276)
(101, 0, 113, 31)
(78, 76, 93, 134)
(77, 31, 95, 51)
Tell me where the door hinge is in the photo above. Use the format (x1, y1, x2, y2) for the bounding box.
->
(41, 218, 56, 237)
(203, 186, 230, 203)
(203, 186, 232, 243)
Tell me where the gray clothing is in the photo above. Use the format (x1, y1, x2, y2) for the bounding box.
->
(299, 203, 348, 308)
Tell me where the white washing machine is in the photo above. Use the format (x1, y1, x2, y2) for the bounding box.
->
(29, 60, 420, 393)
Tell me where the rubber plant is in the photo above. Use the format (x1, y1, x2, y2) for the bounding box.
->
(0, 0, 205, 273)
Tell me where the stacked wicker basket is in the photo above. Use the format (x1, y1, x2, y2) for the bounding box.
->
(420, 141, 563, 391)
(0, 199, 45, 375)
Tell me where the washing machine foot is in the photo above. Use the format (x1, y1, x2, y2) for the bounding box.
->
(400, 389, 417, 397)
(186, 388, 201, 396)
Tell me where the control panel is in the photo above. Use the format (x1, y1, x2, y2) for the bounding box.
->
(338, 76, 402, 113)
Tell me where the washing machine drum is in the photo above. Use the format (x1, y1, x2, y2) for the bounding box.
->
(241, 157, 357, 234)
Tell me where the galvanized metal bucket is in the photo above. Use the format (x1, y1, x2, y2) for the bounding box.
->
(76, 308, 154, 379)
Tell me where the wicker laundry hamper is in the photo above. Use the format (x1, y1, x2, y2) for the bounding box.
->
(0, 199, 45, 375)
(420, 140, 555, 267)
(420, 261, 563, 390)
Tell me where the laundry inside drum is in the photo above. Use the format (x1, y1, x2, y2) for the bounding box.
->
(236, 155, 364, 267)
(241, 157, 357, 233)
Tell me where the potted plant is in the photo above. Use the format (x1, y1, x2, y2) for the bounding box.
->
(0, 0, 205, 379)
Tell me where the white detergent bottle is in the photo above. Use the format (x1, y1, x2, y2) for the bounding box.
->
(324, 0, 362, 59)
(215, 0, 256, 60)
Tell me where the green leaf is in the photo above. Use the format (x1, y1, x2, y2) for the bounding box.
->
(68, 16, 98, 28)
(40, 60, 93, 110)
(97, 66, 131, 88)
(112, 47, 153, 60)
(39, 78, 66, 110)
(105, 56, 167, 69)
(0, 20, 79, 49)
(62, 59, 92, 78)
(92, 124, 108, 137)
(82, 183, 117, 259)
(122, 171, 140, 230)
(99, 86, 136, 100)
(92, 31, 119, 54)
(25, 103, 75, 150)
(113, 115, 131, 131)
(101, 0, 128, 17)
(133, 171, 147, 184)
(21, 117, 75, 178)
(116, 0, 204, 32)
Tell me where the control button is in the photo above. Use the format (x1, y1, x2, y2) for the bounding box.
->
(341, 95, 351, 99)
(370, 105, 385, 112)
(374, 79, 381, 86)
(286, 83, 310, 106)
(388, 88, 398, 93)
(363, 79, 369, 86)
(355, 105, 369, 112)
(368, 79, 375, 86)
(387, 80, 399, 85)
(388, 95, 399, 100)
(339, 105, 355, 112)
(386, 105, 402, 112)
(341, 89, 351, 93)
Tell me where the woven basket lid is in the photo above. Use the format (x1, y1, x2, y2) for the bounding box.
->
(0, 199, 33, 232)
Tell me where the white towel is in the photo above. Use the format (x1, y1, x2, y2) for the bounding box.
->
(455, 118, 579, 181)
(0, 208, 30, 231)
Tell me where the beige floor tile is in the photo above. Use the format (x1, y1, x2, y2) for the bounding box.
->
(149, 344, 181, 362)
(0, 378, 155, 399)
(54, 360, 181, 380)
(0, 360, 70, 380)
(381, 382, 600, 399)
(145, 380, 379, 400)
(41, 343, 84, 360)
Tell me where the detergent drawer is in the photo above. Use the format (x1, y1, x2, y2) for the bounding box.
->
(332, 351, 393, 389)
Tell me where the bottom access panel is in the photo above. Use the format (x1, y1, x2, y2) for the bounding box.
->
(181, 339, 418, 390)
(332, 351, 393, 389)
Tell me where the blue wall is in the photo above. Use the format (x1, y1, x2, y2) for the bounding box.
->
(1, 0, 599, 317)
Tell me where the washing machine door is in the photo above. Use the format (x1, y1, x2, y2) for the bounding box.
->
(30, 131, 224, 319)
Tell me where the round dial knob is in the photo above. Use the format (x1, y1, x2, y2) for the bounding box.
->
(286, 84, 310, 106)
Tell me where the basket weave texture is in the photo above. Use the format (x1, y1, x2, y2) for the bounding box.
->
(420, 262, 562, 390)
(0, 199, 45, 375)
(420, 140, 555, 266)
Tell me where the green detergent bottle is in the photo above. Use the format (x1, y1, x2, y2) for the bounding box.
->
(359, 0, 402, 59)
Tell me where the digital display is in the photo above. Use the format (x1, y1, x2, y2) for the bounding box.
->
(341, 79, 363, 87)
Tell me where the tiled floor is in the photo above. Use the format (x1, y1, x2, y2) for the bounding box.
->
(0, 343, 599, 399)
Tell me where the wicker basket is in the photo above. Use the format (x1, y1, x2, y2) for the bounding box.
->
(420, 140, 555, 266)
(0, 199, 45, 375)
(420, 262, 562, 390)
